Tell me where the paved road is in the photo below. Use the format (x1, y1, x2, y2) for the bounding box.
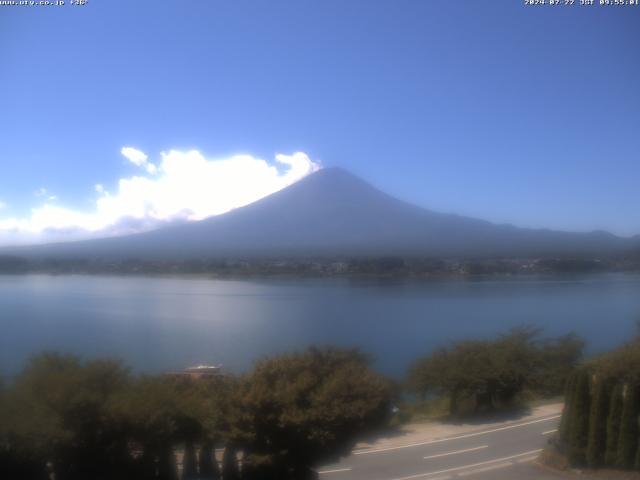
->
(318, 414, 562, 480)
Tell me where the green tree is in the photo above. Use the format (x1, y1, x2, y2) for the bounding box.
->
(116, 376, 192, 480)
(605, 384, 624, 466)
(231, 347, 392, 479)
(558, 372, 577, 444)
(9, 353, 135, 480)
(182, 441, 198, 480)
(198, 441, 220, 480)
(537, 333, 585, 397)
(408, 327, 564, 415)
(586, 377, 611, 468)
(616, 384, 639, 469)
(0, 375, 49, 480)
(221, 445, 240, 480)
(117, 373, 232, 480)
(568, 369, 591, 466)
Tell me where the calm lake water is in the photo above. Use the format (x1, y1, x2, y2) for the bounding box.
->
(1, 274, 639, 378)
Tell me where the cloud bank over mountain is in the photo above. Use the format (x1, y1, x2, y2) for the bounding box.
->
(0, 149, 321, 246)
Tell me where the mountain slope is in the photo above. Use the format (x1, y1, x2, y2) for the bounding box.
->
(4, 168, 636, 259)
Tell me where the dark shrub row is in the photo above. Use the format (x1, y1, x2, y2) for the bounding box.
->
(558, 339, 640, 470)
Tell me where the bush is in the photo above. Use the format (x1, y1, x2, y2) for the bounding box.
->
(409, 327, 583, 416)
(558, 372, 577, 444)
(230, 347, 392, 478)
(605, 383, 624, 466)
(616, 384, 639, 469)
(567, 370, 591, 466)
(0, 347, 396, 479)
(554, 338, 640, 472)
(586, 377, 611, 468)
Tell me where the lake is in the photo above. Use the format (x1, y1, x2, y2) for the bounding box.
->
(1, 273, 639, 378)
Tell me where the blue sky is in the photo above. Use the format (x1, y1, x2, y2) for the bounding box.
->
(0, 0, 638, 244)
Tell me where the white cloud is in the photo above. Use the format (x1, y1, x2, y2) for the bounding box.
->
(34, 188, 57, 202)
(121, 147, 148, 166)
(0, 201, 6, 210)
(0, 150, 321, 246)
(121, 146, 158, 175)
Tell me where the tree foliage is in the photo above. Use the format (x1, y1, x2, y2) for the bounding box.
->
(1, 347, 393, 480)
(616, 384, 639, 469)
(231, 347, 392, 478)
(408, 327, 583, 415)
(3, 353, 134, 480)
(586, 377, 611, 468)
(558, 372, 577, 444)
(605, 383, 624, 466)
(568, 370, 590, 466)
(557, 338, 640, 472)
(0, 353, 235, 480)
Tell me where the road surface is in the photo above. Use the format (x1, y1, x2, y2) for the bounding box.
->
(318, 412, 563, 480)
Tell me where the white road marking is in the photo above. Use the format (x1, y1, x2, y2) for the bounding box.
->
(457, 461, 512, 476)
(355, 415, 560, 455)
(423, 445, 488, 460)
(318, 467, 353, 475)
(389, 449, 543, 480)
(542, 429, 557, 435)
(516, 456, 539, 463)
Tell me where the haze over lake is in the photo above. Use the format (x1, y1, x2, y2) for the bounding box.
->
(2, 274, 639, 378)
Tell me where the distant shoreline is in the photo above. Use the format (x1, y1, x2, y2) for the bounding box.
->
(0, 255, 638, 279)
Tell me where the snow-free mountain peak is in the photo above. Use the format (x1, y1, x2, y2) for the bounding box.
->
(3, 168, 636, 259)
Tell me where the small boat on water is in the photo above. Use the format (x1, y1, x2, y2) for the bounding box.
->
(165, 364, 224, 379)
